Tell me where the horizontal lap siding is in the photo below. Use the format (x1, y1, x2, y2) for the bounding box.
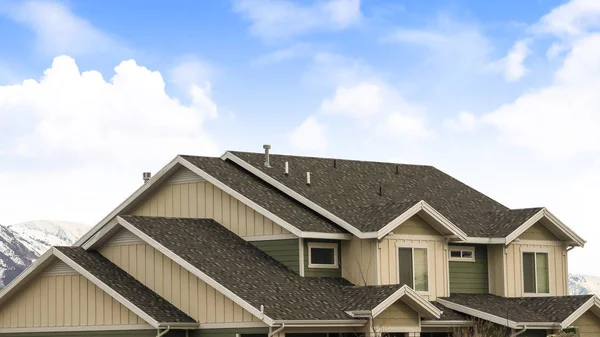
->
(251, 239, 300, 273)
(574, 311, 600, 336)
(0, 274, 145, 329)
(449, 245, 489, 294)
(133, 179, 290, 238)
(99, 241, 263, 324)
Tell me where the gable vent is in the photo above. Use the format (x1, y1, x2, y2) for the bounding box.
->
(43, 261, 77, 276)
(105, 228, 144, 246)
(166, 167, 205, 185)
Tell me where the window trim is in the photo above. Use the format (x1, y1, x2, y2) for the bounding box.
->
(521, 248, 551, 296)
(448, 246, 476, 262)
(396, 243, 430, 294)
(307, 242, 339, 269)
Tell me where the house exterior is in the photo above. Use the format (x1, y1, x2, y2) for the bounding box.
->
(0, 148, 598, 337)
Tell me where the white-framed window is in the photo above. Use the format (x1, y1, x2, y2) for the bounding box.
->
(308, 242, 339, 269)
(448, 246, 476, 262)
(522, 251, 550, 294)
(397, 246, 429, 292)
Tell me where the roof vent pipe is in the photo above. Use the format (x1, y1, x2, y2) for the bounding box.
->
(306, 172, 311, 185)
(284, 161, 289, 175)
(143, 172, 152, 184)
(263, 144, 271, 168)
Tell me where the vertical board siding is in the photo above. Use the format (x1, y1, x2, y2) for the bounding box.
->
(99, 240, 263, 324)
(342, 236, 378, 286)
(574, 311, 600, 336)
(505, 242, 567, 297)
(250, 239, 300, 273)
(0, 274, 145, 329)
(487, 245, 506, 296)
(449, 245, 489, 294)
(303, 239, 342, 278)
(134, 180, 290, 238)
(378, 237, 448, 300)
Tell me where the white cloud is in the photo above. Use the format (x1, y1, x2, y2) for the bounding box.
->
(533, 0, 600, 37)
(501, 39, 530, 82)
(3, 1, 123, 56)
(289, 116, 328, 152)
(233, 0, 362, 40)
(251, 43, 313, 66)
(320, 82, 383, 118)
(443, 111, 477, 132)
(484, 34, 600, 158)
(0, 56, 219, 224)
(378, 112, 431, 140)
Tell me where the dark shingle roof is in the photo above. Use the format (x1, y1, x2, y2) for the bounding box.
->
(180, 156, 344, 234)
(120, 216, 405, 320)
(439, 294, 593, 323)
(228, 151, 540, 237)
(342, 285, 406, 311)
(54, 247, 196, 324)
(429, 301, 468, 321)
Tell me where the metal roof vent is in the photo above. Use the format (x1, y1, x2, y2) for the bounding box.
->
(306, 172, 311, 185)
(263, 144, 271, 168)
(143, 172, 151, 184)
(284, 161, 289, 175)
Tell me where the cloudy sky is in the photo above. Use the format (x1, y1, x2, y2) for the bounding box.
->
(1, 0, 599, 274)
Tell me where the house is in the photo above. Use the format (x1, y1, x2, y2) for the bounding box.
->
(0, 147, 599, 337)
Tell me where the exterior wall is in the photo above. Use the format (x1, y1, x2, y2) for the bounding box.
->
(373, 301, 419, 332)
(573, 311, 600, 337)
(133, 169, 291, 239)
(505, 241, 567, 297)
(99, 232, 263, 325)
(0, 273, 146, 330)
(191, 327, 269, 337)
(377, 216, 448, 300)
(303, 239, 342, 278)
(251, 239, 300, 273)
(449, 244, 488, 294)
(341, 236, 378, 286)
(487, 245, 506, 296)
(0, 330, 183, 337)
(519, 222, 560, 241)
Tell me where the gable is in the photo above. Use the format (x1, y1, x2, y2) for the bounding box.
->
(573, 310, 600, 336)
(373, 301, 419, 328)
(392, 215, 441, 236)
(132, 175, 291, 239)
(98, 229, 264, 325)
(0, 264, 147, 329)
(519, 222, 561, 241)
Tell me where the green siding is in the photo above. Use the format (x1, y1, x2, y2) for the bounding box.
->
(304, 239, 342, 278)
(251, 239, 300, 273)
(449, 244, 489, 294)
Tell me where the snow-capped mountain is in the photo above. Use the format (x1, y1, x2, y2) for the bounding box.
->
(0, 220, 89, 288)
(569, 274, 600, 296)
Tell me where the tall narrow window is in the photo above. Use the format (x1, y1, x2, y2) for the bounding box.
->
(523, 252, 549, 294)
(398, 247, 428, 292)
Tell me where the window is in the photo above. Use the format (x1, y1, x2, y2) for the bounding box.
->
(398, 247, 428, 292)
(523, 252, 550, 294)
(308, 242, 338, 268)
(448, 246, 476, 262)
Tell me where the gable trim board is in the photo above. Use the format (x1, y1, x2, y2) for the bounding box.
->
(77, 156, 351, 250)
(223, 151, 468, 241)
(114, 215, 275, 327)
(505, 208, 585, 247)
(370, 285, 441, 319)
(561, 296, 600, 329)
(0, 248, 198, 330)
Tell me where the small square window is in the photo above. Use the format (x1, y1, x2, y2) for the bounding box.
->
(448, 246, 476, 262)
(308, 242, 339, 269)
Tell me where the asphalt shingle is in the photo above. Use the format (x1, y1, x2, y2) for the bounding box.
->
(55, 247, 196, 324)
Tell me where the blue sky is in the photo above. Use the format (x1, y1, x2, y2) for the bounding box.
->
(1, 0, 600, 274)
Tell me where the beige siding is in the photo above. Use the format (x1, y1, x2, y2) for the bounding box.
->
(341, 237, 378, 286)
(574, 311, 600, 336)
(0, 274, 145, 329)
(99, 238, 262, 324)
(378, 236, 448, 300)
(373, 301, 419, 330)
(505, 242, 567, 297)
(487, 245, 505, 296)
(133, 180, 290, 238)
(519, 222, 560, 241)
(393, 216, 439, 236)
